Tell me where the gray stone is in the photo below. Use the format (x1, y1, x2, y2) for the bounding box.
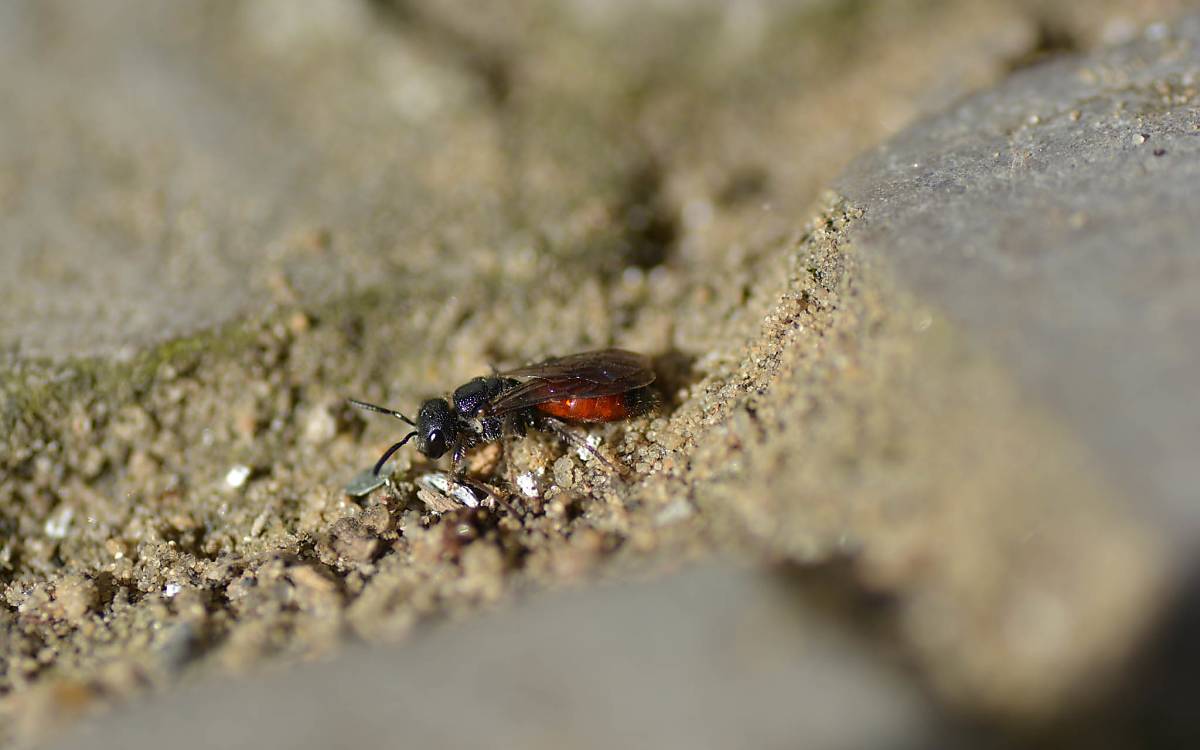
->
(0, 0, 505, 361)
(838, 16, 1200, 546)
(49, 567, 969, 750)
(828, 14, 1200, 740)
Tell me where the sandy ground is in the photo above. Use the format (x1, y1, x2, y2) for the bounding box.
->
(1, 0, 1195, 746)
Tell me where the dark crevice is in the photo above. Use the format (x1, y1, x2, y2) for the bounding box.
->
(1039, 561, 1200, 749)
(367, 0, 513, 107)
(367, 1, 680, 279)
(585, 156, 679, 278)
(716, 165, 769, 208)
(650, 350, 699, 410)
(617, 158, 678, 270)
(772, 559, 1036, 744)
(1007, 18, 1083, 72)
(157, 524, 224, 563)
(773, 558, 1015, 749)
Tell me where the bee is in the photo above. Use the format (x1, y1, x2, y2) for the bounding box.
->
(349, 349, 656, 482)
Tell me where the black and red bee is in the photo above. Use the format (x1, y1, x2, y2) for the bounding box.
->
(349, 349, 656, 481)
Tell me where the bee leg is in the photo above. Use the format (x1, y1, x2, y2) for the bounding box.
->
(499, 417, 523, 498)
(461, 474, 515, 514)
(540, 417, 629, 478)
(450, 443, 469, 484)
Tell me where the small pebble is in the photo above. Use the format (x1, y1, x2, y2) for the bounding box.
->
(655, 499, 695, 526)
(302, 405, 337, 445)
(329, 518, 378, 563)
(288, 311, 311, 334)
(55, 575, 98, 623)
(416, 472, 495, 509)
(248, 507, 272, 538)
(516, 472, 540, 498)
(43, 506, 74, 539)
(553, 457, 577, 489)
(225, 465, 252, 489)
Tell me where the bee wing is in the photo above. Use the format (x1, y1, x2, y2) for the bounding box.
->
(488, 349, 655, 416)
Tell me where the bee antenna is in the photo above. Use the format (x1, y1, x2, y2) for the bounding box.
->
(373, 431, 418, 476)
(348, 398, 416, 426)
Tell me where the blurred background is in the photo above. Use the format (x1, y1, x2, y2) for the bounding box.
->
(1, 1, 1198, 748)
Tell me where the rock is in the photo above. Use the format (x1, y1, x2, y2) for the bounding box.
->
(830, 10, 1200, 727)
(326, 518, 380, 565)
(47, 567, 975, 750)
(0, 0, 488, 361)
(839, 17, 1200, 539)
(54, 575, 99, 624)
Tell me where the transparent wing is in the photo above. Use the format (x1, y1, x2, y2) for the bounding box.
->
(487, 349, 655, 416)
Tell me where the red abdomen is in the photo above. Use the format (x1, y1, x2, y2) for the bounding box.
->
(536, 394, 631, 422)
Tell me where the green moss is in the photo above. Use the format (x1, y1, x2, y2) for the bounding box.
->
(0, 286, 399, 441)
